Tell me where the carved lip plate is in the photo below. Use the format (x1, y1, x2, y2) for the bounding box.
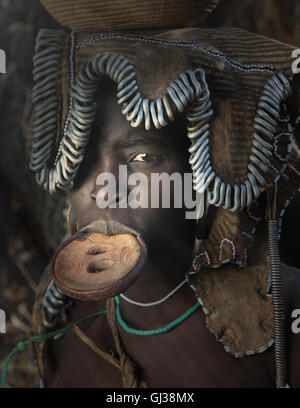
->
(51, 220, 147, 301)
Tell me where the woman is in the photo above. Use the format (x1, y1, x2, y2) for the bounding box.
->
(29, 0, 300, 387)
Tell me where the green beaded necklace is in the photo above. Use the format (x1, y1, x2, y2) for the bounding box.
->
(115, 295, 200, 336)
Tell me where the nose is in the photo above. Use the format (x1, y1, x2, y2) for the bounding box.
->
(90, 189, 126, 207)
(89, 169, 128, 208)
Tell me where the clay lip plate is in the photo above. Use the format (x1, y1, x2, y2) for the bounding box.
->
(51, 220, 146, 301)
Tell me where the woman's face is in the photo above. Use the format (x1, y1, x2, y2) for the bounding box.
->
(67, 79, 197, 287)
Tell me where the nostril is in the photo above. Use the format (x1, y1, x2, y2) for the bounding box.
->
(90, 185, 99, 200)
(111, 193, 127, 206)
(107, 194, 123, 207)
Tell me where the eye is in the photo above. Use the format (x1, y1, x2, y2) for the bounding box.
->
(129, 153, 160, 163)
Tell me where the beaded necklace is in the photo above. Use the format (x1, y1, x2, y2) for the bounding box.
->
(115, 295, 200, 336)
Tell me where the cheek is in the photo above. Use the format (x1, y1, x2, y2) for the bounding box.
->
(68, 186, 93, 224)
(68, 164, 102, 217)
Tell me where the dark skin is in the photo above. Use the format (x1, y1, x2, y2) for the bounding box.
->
(45, 80, 300, 388)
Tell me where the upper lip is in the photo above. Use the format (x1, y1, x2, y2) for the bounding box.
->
(79, 219, 140, 237)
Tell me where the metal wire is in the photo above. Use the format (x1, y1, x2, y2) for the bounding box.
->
(268, 220, 289, 388)
(42, 282, 68, 317)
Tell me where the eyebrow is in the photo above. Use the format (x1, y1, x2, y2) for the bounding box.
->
(118, 138, 169, 149)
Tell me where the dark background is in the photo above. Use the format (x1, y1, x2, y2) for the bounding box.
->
(0, 0, 299, 388)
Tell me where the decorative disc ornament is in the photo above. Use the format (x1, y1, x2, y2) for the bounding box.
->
(51, 231, 146, 301)
(40, 0, 220, 31)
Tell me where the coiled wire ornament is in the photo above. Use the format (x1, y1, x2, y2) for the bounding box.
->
(30, 29, 62, 191)
(266, 184, 290, 388)
(42, 281, 72, 330)
(30, 38, 215, 194)
(268, 220, 289, 388)
(204, 72, 293, 213)
(30, 30, 293, 214)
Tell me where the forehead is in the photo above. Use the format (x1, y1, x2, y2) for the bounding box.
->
(91, 78, 188, 150)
